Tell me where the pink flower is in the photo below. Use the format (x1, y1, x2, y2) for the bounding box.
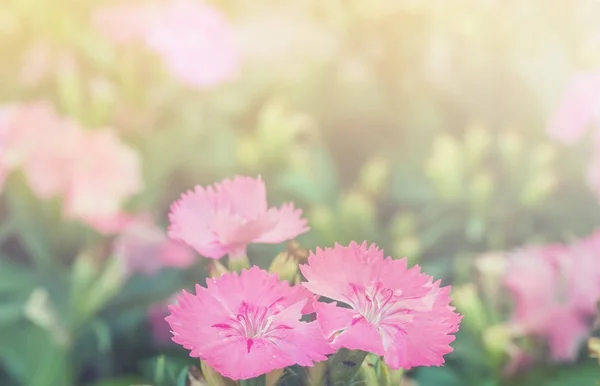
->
(166, 267, 332, 380)
(547, 70, 600, 144)
(63, 130, 143, 226)
(300, 242, 461, 370)
(93, 3, 158, 46)
(168, 176, 308, 260)
(0, 102, 81, 198)
(113, 217, 195, 277)
(503, 240, 600, 362)
(94, 0, 239, 89)
(149, 296, 178, 344)
(0, 102, 143, 232)
(144, 0, 239, 89)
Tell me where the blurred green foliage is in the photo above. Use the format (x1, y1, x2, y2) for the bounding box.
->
(2, 0, 600, 385)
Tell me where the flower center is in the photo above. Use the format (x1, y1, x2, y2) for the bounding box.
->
(346, 282, 398, 325)
(211, 301, 292, 352)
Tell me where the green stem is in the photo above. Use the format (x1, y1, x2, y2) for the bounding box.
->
(228, 255, 250, 272)
(327, 349, 368, 385)
(239, 374, 266, 386)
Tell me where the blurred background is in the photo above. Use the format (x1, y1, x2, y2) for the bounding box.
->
(2, 0, 600, 385)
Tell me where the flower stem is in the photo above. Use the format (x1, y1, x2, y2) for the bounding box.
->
(326, 348, 368, 385)
(228, 246, 250, 272)
(239, 374, 266, 386)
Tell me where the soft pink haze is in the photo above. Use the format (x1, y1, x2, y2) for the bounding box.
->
(504, 234, 600, 362)
(300, 242, 461, 370)
(166, 267, 332, 380)
(547, 70, 600, 144)
(0, 102, 143, 233)
(113, 217, 195, 277)
(168, 176, 309, 260)
(94, 0, 239, 89)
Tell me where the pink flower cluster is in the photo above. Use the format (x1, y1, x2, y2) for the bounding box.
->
(164, 176, 461, 380)
(113, 216, 194, 277)
(547, 69, 600, 199)
(504, 231, 600, 362)
(0, 102, 143, 232)
(93, 0, 239, 89)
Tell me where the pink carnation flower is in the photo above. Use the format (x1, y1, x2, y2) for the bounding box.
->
(504, 238, 600, 362)
(300, 242, 461, 370)
(94, 0, 239, 89)
(547, 70, 600, 144)
(113, 217, 195, 277)
(168, 176, 308, 260)
(0, 102, 143, 233)
(63, 130, 143, 226)
(166, 267, 332, 380)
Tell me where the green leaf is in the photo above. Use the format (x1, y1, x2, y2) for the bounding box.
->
(0, 300, 24, 327)
(0, 258, 35, 293)
(543, 362, 600, 386)
(89, 378, 146, 386)
(0, 323, 72, 386)
(5, 184, 54, 269)
(176, 367, 189, 386)
(413, 366, 464, 386)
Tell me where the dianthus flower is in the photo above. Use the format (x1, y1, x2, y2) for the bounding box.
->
(504, 236, 600, 362)
(166, 267, 332, 380)
(547, 69, 600, 144)
(94, 0, 239, 89)
(168, 176, 308, 260)
(0, 102, 143, 233)
(62, 129, 143, 227)
(300, 242, 461, 369)
(113, 216, 194, 277)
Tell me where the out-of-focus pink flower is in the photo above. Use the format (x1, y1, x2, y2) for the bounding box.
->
(0, 102, 81, 197)
(0, 102, 143, 232)
(94, 0, 239, 89)
(63, 130, 143, 225)
(145, 0, 239, 89)
(300, 242, 461, 370)
(149, 296, 177, 344)
(22, 122, 83, 199)
(547, 70, 600, 144)
(93, 3, 159, 46)
(168, 176, 308, 260)
(504, 238, 600, 362)
(166, 267, 332, 380)
(558, 231, 600, 315)
(113, 217, 195, 277)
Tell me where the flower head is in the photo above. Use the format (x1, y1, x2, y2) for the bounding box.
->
(300, 242, 461, 370)
(504, 237, 600, 362)
(113, 217, 194, 277)
(94, 0, 239, 89)
(0, 102, 143, 233)
(63, 129, 143, 226)
(166, 267, 332, 380)
(547, 70, 600, 144)
(168, 176, 308, 260)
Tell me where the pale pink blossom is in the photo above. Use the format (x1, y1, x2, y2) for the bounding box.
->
(300, 242, 461, 370)
(504, 238, 600, 362)
(93, 3, 158, 46)
(547, 70, 600, 144)
(0, 102, 80, 197)
(63, 130, 143, 226)
(168, 176, 308, 260)
(94, 0, 239, 89)
(149, 297, 176, 344)
(166, 267, 332, 380)
(113, 217, 195, 277)
(0, 102, 143, 232)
